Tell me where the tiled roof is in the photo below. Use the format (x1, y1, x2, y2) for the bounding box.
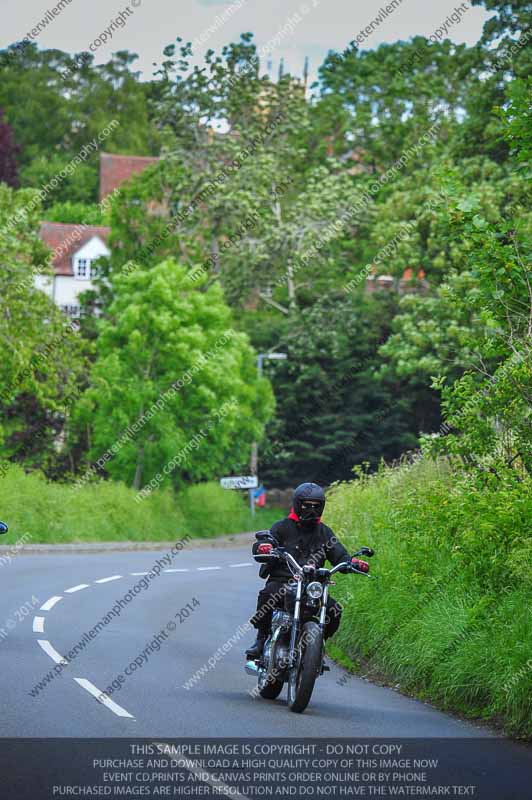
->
(99, 152, 159, 201)
(40, 222, 110, 276)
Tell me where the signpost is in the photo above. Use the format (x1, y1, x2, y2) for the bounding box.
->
(220, 476, 258, 490)
(249, 352, 288, 516)
(221, 355, 288, 516)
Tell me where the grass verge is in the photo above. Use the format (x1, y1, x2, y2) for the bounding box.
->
(0, 465, 282, 542)
(323, 458, 532, 739)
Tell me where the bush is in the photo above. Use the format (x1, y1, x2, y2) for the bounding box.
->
(0, 466, 280, 542)
(323, 458, 532, 738)
(177, 481, 272, 538)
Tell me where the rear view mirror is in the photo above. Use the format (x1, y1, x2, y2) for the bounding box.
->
(0, 522, 8, 535)
(355, 546, 374, 558)
(255, 530, 278, 545)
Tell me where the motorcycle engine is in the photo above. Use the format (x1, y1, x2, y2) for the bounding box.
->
(272, 610, 292, 631)
(273, 641, 290, 675)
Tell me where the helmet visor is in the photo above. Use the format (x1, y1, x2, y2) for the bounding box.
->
(299, 499, 323, 521)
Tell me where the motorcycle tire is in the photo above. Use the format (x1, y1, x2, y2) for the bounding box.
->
(287, 621, 322, 713)
(259, 675, 284, 699)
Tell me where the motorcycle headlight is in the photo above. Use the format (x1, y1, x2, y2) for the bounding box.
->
(306, 581, 323, 600)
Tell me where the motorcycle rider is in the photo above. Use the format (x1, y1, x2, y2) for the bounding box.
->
(246, 482, 352, 660)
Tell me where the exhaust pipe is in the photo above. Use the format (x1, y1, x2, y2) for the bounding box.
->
(245, 660, 259, 675)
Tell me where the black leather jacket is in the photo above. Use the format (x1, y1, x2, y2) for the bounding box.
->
(252, 517, 350, 581)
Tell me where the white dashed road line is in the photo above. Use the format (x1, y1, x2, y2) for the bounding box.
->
(31, 559, 251, 721)
(74, 678, 135, 719)
(38, 639, 68, 666)
(40, 596, 63, 611)
(33, 616, 45, 633)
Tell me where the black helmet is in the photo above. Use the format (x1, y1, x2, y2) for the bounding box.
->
(293, 482, 325, 523)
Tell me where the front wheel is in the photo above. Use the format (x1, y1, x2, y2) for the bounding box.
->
(287, 621, 323, 713)
(259, 675, 284, 699)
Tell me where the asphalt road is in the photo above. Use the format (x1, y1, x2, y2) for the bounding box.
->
(1, 541, 531, 797)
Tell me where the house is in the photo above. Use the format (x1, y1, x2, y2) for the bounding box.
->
(365, 268, 429, 295)
(38, 152, 159, 316)
(38, 222, 110, 318)
(99, 152, 159, 202)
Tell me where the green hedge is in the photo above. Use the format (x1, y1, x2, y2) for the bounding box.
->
(323, 459, 532, 739)
(0, 466, 280, 542)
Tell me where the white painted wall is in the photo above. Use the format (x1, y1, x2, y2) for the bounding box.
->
(35, 236, 110, 317)
(72, 236, 110, 280)
(34, 274, 53, 299)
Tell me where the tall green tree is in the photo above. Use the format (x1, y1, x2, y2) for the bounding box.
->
(423, 79, 532, 473)
(0, 45, 160, 204)
(254, 293, 426, 487)
(75, 260, 274, 490)
(0, 184, 86, 472)
(314, 38, 473, 168)
(0, 108, 19, 187)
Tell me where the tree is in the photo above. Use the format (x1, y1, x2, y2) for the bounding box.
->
(420, 79, 532, 473)
(0, 184, 87, 471)
(314, 38, 474, 168)
(377, 150, 530, 378)
(74, 260, 274, 490)
(0, 108, 19, 187)
(0, 45, 160, 203)
(102, 38, 369, 316)
(253, 293, 423, 487)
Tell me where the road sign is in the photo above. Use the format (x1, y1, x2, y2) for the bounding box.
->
(220, 476, 258, 490)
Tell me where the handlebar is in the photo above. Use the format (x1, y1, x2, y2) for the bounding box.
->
(257, 548, 373, 579)
(258, 548, 304, 577)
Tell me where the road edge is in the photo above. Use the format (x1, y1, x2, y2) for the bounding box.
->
(0, 531, 256, 554)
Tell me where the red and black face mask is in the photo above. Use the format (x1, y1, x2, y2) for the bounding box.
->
(299, 499, 323, 522)
(288, 502, 323, 526)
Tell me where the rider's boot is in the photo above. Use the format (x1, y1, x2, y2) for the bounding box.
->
(245, 631, 268, 660)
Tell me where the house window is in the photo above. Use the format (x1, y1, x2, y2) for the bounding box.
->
(76, 259, 88, 278)
(60, 304, 81, 318)
(76, 258, 99, 279)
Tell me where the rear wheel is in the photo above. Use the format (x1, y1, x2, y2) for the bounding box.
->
(287, 622, 323, 713)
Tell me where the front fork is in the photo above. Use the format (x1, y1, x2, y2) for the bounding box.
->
(288, 578, 302, 669)
(318, 583, 329, 670)
(288, 580, 329, 668)
(319, 583, 330, 633)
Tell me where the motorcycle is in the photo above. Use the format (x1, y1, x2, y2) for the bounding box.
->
(245, 531, 375, 713)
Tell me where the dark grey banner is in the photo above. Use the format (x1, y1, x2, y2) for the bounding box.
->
(1, 738, 531, 799)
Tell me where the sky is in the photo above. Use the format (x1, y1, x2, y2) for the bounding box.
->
(0, 0, 491, 82)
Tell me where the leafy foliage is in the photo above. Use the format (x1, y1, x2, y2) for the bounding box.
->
(75, 260, 274, 489)
(0, 107, 19, 187)
(1, 1, 530, 489)
(0, 46, 160, 203)
(325, 458, 532, 737)
(0, 184, 87, 471)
